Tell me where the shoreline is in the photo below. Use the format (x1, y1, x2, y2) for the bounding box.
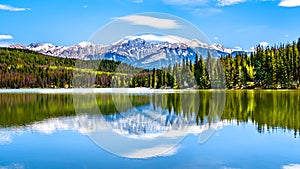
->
(0, 88, 299, 94)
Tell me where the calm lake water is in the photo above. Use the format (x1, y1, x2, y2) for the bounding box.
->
(0, 90, 300, 169)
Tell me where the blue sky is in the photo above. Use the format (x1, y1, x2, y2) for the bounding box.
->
(0, 0, 299, 49)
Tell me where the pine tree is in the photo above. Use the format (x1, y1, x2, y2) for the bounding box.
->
(151, 68, 156, 88)
(297, 38, 300, 53)
(194, 53, 201, 88)
(233, 54, 240, 87)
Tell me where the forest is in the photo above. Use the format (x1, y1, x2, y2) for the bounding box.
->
(0, 48, 148, 88)
(150, 37, 300, 89)
(0, 37, 300, 89)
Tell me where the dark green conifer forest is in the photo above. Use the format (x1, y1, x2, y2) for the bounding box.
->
(1, 37, 300, 89)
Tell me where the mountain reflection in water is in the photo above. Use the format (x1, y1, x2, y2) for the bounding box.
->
(1, 91, 299, 136)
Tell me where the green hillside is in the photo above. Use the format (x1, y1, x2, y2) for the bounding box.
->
(0, 47, 150, 88)
(1, 37, 300, 89)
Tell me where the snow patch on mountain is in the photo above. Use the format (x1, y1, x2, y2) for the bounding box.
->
(9, 35, 251, 67)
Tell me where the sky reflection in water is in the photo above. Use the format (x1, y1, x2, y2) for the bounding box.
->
(0, 90, 300, 169)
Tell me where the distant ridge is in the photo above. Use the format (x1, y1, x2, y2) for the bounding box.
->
(9, 37, 251, 68)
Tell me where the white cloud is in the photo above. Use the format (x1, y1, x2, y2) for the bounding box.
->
(190, 8, 222, 16)
(259, 41, 269, 47)
(0, 164, 24, 169)
(83, 5, 88, 8)
(162, 0, 209, 6)
(0, 34, 13, 40)
(217, 0, 247, 6)
(282, 164, 300, 169)
(126, 34, 189, 43)
(116, 15, 181, 29)
(279, 0, 300, 7)
(123, 144, 178, 158)
(214, 36, 219, 41)
(0, 34, 14, 47)
(0, 4, 30, 11)
(0, 42, 12, 47)
(28, 115, 109, 134)
(0, 131, 12, 145)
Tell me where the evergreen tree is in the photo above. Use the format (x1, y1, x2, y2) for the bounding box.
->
(151, 68, 156, 88)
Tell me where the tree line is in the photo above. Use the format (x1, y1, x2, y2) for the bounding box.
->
(221, 38, 300, 89)
(151, 37, 300, 89)
(0, 48, 149, 88)
(1, 37, 300, 89)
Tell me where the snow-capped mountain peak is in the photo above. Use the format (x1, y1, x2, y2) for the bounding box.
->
(210, 43, 233, 54)
(78, 41, 94, 48)
(9, 37, 250, 68)
(28, 43, 56, 52)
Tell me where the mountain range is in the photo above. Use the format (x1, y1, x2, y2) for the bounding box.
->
(9, 38, 251, 68)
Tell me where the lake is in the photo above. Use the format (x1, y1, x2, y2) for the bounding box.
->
(0, 89, 300, 169)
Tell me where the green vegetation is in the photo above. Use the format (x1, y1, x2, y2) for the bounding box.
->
(1, 37, 300, 89)
(0, 48, 74, 88)
(221, 37, 300, 89)
(0, 48, 150, 88)
(150, 37, 300, 89)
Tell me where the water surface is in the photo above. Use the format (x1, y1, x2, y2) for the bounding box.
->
(0, 90, 299, 169)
